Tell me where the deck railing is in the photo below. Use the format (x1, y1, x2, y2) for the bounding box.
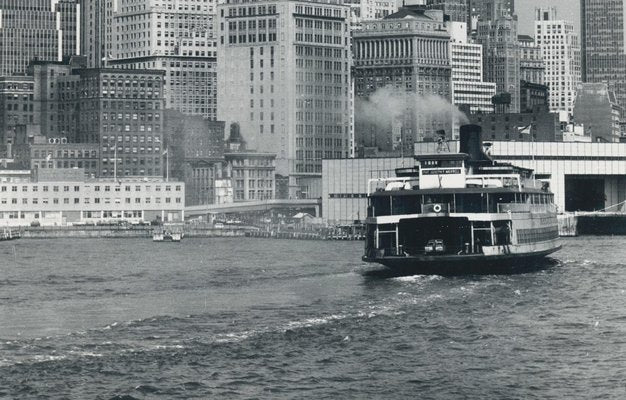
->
(367, 177, 419, 195)
(465, 174, 521, 190)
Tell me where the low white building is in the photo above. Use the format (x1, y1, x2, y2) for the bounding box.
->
(0, 171, 185, 227)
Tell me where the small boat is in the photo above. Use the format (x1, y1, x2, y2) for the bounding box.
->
(362, 124, 561, 275)
(152, 224, 183, 242)
(0, 228, 21, 241)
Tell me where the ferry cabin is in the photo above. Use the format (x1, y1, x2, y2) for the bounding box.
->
(365, 153, 559, 259)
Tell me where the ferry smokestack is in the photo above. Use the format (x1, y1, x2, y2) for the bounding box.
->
(460, 124, 490, 162)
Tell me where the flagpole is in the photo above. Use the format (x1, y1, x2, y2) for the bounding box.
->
(114, 141, 117, 181)
(166, 146, 169, 182)
(531, 125, 535, 180)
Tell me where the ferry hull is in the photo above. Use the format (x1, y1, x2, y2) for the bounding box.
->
(363, 245, 562, 275)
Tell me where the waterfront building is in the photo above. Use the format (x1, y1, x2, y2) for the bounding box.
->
(573, 83, 623, 143)
(449, 22, 495, 115)
(216, 0, 353, 199)
(225, 151, 276, 202)
(29, 139, 100, 178)
(534, 7, 581, 116)
(0, 0, 80, 76)
(110, 0, 218, 120)
(224, 124, 276, 202)
(475, 13, 520, 113)
(0, 77, 34, 147)
(581, 0, 626, 108)
(517, 35, 544, 85)
(164, 109, 225, 206)
(467, 107, 560, 142)
(73, 68, 166, 178)
(353, 6, 452, 154)
(322, 156, 412, 225)
(0, 172, 185, 227)
(519, 80, 548, 114)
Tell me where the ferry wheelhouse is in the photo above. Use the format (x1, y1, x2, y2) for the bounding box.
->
(362, 125, 561, 274)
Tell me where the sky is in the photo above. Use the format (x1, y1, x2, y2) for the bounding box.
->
(515, 0, 581, 36)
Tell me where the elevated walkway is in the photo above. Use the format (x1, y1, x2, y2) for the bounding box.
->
(185, 199, 321, 218)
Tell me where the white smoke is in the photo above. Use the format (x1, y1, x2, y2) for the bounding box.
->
(356, 86, 469, 145)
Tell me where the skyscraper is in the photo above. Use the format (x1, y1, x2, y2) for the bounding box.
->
(426, 0, 468, 25)
(534, 7, 581, 115)
(470, 0, 514, 22)
(449, 22, 495, 115)
(517, 35, 544, 85)
(581, 0, 626, 108)
(0, 0, 80, 76)
(345, 0, 397, 27)
(475, 13, 520, 113)
(353, 7, 452, 151)
(81, 0, 116, 68)
(217, 0, 353, 199)
(110, 0, 218, 120)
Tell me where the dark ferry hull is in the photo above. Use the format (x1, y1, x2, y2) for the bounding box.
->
(363, 246, 562, 275)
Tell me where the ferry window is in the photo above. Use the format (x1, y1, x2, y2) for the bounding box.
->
(391, 195, 420, 215)
(371, 196, 391, 216)
(455, 193, 484, 213)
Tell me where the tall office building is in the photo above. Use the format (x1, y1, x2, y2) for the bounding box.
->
(345, 0, 397, 27)
(534, 7, 581, 115)
(449, 22, 495, 115)
(76, 68, 166, 177)
(353, 6, 452, 152)
(470, 0, 514, 22)
(517, 35, 544, 85)
(81, 0, 117, 68)
(581, 0, 626, 108)
(0, 77, 34, 147)
(217, 0, 353, 199)
(475, 13, 520, 113)
(0, 0, 80, 76)
(110, 0, 218, 119)
(573, 83, 623, 142)
(426, 0, 468, 24)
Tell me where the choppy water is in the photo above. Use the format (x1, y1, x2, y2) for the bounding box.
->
(0, 237, 625, 399)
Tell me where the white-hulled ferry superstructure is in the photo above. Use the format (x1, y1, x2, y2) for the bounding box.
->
(362, 124, 561, 274)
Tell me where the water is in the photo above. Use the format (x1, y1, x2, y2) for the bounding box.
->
(0, 237, 624, 399)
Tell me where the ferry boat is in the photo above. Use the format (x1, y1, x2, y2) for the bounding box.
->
(362, 124, 561, 275)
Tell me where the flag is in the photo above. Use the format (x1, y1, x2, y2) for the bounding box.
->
(518, 125, 531, 134)
(162, 148, 168, 156)
(45, 153, 52, 162)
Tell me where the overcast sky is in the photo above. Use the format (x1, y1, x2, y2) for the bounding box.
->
(516, 0, 580, 36)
